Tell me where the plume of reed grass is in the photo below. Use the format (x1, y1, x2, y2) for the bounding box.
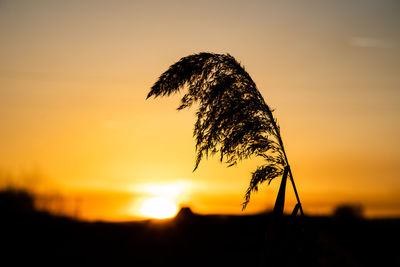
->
(147, 52, 302, 213)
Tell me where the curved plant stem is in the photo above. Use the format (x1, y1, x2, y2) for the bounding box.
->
(258, 91, 304, 216)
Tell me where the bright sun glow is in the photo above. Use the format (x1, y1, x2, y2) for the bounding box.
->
(132, 181, 191, 219)
(140, 197, 178, 219)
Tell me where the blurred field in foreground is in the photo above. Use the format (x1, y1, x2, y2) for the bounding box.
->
(1, 189, 399, 267)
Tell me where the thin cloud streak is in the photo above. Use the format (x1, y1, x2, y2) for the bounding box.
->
(349, 37, 394, 49)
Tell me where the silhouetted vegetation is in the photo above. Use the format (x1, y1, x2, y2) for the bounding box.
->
(1, 188, 399, 267)
(333, 204, 364, 220)
(0, 188, 35, 214)
(147, 53, 302, 212)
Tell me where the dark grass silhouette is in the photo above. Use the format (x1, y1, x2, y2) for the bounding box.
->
(1, 188, 400, 267)
(147, 52, 302, 213)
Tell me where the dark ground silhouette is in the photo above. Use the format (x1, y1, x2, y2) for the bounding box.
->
(1, 189, 399, 267)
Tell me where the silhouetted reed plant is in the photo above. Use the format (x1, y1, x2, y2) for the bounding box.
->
(147, 53, 302, 213)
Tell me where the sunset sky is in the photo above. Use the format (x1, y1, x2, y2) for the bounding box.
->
(0, 0, 399, 220)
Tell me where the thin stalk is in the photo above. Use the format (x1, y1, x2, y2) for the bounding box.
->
(288, 169, 304, 216)
(272, 121, 304, 216)
(258, 92, 304, 216)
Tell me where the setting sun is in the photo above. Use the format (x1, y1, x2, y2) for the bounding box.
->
(131, 181, 190, 219)
(140, 197, 178, 219)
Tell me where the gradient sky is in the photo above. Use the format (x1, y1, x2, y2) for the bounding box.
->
(0, 0, 399, 220)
